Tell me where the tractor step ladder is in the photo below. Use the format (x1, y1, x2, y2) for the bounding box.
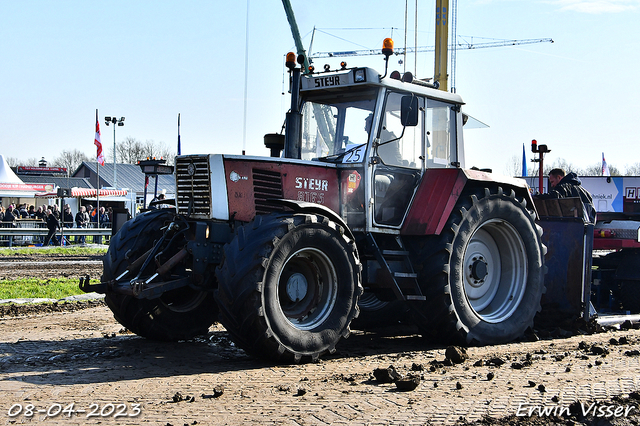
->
(366, 233, 426, 301)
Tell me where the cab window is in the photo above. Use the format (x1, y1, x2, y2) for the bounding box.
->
(300, 95, 376, 162)
(426, 100, 458, 168)
(376, 92, 424, 169)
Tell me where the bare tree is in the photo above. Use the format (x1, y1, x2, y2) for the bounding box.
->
(4, 157, 40, 168)
(543, 158, 582, 176)
(114, 137, 148, 164)
(143, 140, 175, 166)
(51, 149, 90, 174)
(4, 157, 22, 168)
(625, 163, 640, 176)
(110, 137, 175, 166)
(583, 163, 620, 176)
(504, 154, 524, 177)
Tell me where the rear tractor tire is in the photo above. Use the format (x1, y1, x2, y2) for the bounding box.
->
(410, 186, 546, 345)
(103, 208, 218, 341)
(215, 213, 362, 363)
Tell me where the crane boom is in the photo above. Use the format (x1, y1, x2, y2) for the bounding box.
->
(281, 0, 311, 72)
(309, 38, 553, 59)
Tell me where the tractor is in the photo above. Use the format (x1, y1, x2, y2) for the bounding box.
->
(81, 40, 546, 363)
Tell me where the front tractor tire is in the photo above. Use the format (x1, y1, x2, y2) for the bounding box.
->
(410, 186, 546, 345)
(215, 213, 362, 363)
(102, 208, 217, 341)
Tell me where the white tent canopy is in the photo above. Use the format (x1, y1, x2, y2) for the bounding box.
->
(0, 155, 23, 184)
(0, 155, 52, 198)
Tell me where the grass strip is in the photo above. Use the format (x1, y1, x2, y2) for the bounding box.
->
(0, 247, 107, 256)
(0, 278, 92, 300)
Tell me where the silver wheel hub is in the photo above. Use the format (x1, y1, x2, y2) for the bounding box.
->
(469, 257, 488, 284)
(277, 247, 338, 331)
(463, 220, 528, 323)
(285, 273, 308, 302)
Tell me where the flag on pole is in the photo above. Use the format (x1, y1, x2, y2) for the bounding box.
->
(602, 152, 610, 176)
(94, 110, 105, 166)
(177, 113, 181, 156)
(522, 143, 527, 177)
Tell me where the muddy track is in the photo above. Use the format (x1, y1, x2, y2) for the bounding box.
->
(1, 253, 640, 425)
(0, 253, 103, 282)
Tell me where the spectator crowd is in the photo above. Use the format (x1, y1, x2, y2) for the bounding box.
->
(0, 203, 116, 246)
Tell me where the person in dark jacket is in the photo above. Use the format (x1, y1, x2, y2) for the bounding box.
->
(75, 206, 89, 244)
(540, 168, 596, 223)
(43, 209, 60, 246)
(2, 206, 17, 223)
(62, 204, 74, 228)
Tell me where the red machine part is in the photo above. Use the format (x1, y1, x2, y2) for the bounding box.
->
(592, 218, 640, 250)
(223, 158, 341, 223)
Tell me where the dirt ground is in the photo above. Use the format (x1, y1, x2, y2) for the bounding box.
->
(1, 252, 640, 425)
(0, 251, 103, 283)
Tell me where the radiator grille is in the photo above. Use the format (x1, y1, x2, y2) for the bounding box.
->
(175, 156, 212, 217)
(253, 169, 284, 215)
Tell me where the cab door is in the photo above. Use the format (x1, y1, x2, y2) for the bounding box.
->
(369, 92, 425, 228)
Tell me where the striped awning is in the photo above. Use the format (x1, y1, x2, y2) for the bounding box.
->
(35, 188, 128, 198)
(71, 188, 128, 197)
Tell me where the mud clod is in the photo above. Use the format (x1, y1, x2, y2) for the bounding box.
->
(445, 346, 468, 364)
(590, 344, 608, 355)
(213, 385, 224, 398)
(486, 357, 505, 367)
(411, 363, 424, 371)
(373, 365, 401, 383)
(395, 375, 420, 392)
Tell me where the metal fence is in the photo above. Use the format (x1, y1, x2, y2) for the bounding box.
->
(0, 221, 113, 247)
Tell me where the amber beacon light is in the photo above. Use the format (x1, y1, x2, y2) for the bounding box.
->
(285, 52, 297, 70)
(382, 38, 394, 57)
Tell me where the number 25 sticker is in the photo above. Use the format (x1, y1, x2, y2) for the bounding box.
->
(342, 144, 366, 164)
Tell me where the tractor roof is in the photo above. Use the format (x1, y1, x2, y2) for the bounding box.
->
(300, 67, 464, 105)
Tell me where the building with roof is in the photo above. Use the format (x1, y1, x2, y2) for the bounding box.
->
(8, 159, 175, 215)
(72, 162, 175, 205)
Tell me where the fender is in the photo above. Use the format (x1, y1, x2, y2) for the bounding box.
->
(271, 199, 355, 241)
(401, 168, 536, 236)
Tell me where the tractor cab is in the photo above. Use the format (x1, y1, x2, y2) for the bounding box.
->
(290, 58, 466, 231)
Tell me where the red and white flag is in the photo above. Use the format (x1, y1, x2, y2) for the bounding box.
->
(94, 110, 105, 166)
(602, 152, 610, 177)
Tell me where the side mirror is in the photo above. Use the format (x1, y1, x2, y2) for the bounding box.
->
(401, 96, 419, 127)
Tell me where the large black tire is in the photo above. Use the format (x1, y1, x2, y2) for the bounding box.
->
(594, 249, 640, 313)
(408, 186, 546, 345)
(351, 292, 410, 330)
(215, 213, 362, 363)
(620, 281, 640, 313)
(103, 208, 217, 341)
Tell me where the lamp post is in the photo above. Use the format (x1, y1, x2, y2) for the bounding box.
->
(104, 116, 125, 188)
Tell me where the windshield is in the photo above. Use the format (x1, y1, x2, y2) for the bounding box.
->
(300, 92, 377, 161)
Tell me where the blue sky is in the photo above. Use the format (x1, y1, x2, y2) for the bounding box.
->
(1, 0, 638, 176)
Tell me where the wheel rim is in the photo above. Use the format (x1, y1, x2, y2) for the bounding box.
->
(463, 219, 527, 323)
(277, 247, 338, 331)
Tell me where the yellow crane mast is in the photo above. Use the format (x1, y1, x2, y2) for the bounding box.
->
(434, 0, 449, 91)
